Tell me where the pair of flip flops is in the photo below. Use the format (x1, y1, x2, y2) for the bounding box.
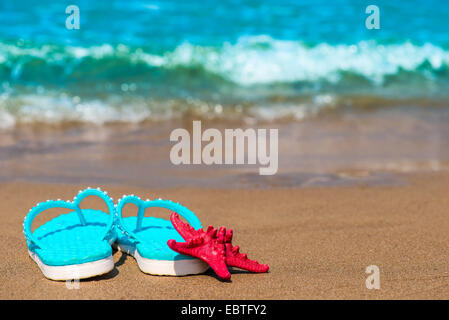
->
(23, 188, 268, 281)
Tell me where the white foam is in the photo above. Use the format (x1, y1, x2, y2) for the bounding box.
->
(159, 37, 449, 85)
(0, 109, 15, 129)
(1, 37, 448, 86)
(1, 95, 154, 127)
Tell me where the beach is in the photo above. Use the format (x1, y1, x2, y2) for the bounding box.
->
(1, 0, 449, 300)
(1, 171, 448, 299)
(1, 111, 449, 299)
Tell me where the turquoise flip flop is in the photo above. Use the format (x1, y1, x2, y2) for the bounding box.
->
(114, 195, 209, 276)
(23, 188, 116, 280)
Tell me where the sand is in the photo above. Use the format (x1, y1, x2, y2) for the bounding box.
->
(1, 172, 448, 299)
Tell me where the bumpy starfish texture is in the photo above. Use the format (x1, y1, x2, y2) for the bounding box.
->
(167, 213, 269, 280)
(223, 229, 269, 273)
(167, 213, 230, 280)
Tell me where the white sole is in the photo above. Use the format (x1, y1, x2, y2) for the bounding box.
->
(28, 250, 114, 281)
(113, 242, 209, 276)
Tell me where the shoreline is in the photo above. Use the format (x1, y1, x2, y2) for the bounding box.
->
(1, 108, 449, 189)
(1, 171, 449, 299)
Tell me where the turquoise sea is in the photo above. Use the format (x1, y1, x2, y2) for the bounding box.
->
(0, 0, 449, 128)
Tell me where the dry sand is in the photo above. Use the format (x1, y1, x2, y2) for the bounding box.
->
(1, 172, 448, 299)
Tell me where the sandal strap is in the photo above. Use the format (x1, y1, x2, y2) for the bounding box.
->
(23, 187, 115, 250)
(116, 195, 202, 244)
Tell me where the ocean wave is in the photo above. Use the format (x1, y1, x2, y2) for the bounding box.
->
(1, 37, 449, 128)
(1, 36, 449, 88)
(164, 36, 449, 86)
(0, 90, 341, 129)
(2, 91, 448, 129)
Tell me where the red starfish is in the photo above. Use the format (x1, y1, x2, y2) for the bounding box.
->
(167, 213, 269, 280)
(167, 213, 230, 280)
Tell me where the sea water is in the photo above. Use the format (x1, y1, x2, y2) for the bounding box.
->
(0, 0, 448, 128)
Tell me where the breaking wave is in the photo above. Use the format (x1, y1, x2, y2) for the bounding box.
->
(1, 36, 449, 128)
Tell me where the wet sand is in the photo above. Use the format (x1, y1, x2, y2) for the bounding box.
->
(1, 172, 449, 299)
(1, 108, 449, 189)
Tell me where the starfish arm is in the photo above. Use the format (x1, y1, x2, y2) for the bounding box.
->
(170, 212, 201, 240)
(226, 254, 270, 273)
(167, 239, 191, 255)
(168, 239, 231, 280)
(203, 256, 231, 280)
(224, 230, 269, 273)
